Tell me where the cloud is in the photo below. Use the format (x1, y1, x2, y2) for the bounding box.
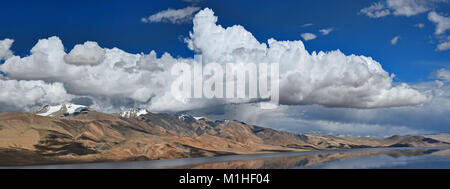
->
(186, 8, 427, 108)
(204, 80, 450, 137)
(391, 36, 400, 45)
(0, 8, 428, 114)
(0, 79, 71, 112)
(427, 12, 450, 50)
(386, 0, 434, 16)
(414, 23, 425, 28)
(0, 39, 14, 61)
(302, 23, 313, 27)
(295, 81, 450, 135)
(360, 2, 391, 18)
(0, 36, 181, 112)
(437, 39, 450, 51)
(434, 68, 450, 81)
(361, 0, 448, 18)
(306, 119, 426, 137)
(141, 6, 201, 24)
(191, 103, 429, 137)
(428, 11, 450, 35)
(64, 41, 106, 65)
(319, 28, 334, 35)
(300, 33, 317, 41)
(360, 1, 449, 51)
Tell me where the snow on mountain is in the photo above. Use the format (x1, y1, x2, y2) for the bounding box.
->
(178, 114, 207, 122)
(119, 108, 148, 118)
(36, 103, 87, 117)
(193, 116, 205, 121)
(37, 105, 63, 116)
(178, 114, 193, 122)
(65, 104, 86, 114)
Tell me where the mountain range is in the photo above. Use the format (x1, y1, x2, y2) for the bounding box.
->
(0, 103, 448, 166)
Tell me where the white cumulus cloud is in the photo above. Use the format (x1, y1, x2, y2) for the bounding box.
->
(141, 6, 201, 24)
(0, 8, 429, 113)
(64, 41, 106, 66)
(0, 39, 14, 61)
(0, 36, 181, 112)
(186, 8, 428, 108)
(0, 79, 71, 112)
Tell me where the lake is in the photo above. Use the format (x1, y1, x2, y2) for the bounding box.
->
(1, 146, 450, 169)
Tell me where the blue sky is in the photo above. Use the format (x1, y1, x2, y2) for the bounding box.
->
(1, 0, 449, 82)
(1, 0, 450, 137)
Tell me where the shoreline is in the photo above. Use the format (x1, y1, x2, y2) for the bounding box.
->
(2, 146, 449, 169)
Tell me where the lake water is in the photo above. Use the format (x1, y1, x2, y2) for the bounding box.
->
(2, 146, 450, 169)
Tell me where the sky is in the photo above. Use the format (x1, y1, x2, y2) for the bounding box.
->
(0, 0, 450, 137)
(1, 0, 449, 82)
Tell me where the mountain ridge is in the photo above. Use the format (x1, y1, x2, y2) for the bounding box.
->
(0, 104, 448, 166)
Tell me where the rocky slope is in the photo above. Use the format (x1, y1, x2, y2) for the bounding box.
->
(0, 106, 448, 166)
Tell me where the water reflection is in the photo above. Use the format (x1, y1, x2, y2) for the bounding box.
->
(301, 149, 450, 169)
(176, 147, 450, 169)
(2, 146, 449, 169)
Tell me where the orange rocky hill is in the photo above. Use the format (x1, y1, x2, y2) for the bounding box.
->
(0, 104, 448, 166)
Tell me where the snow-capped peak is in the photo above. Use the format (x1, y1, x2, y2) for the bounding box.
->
(37, 103, 87, 117)
(193, 116, 205, 121)
(178, 114, 207, 122)
(120, 108, 148, 118)
(65, 104, 87, 114)
(178, 114, 193, 121)
(37, 105, 62, 116)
